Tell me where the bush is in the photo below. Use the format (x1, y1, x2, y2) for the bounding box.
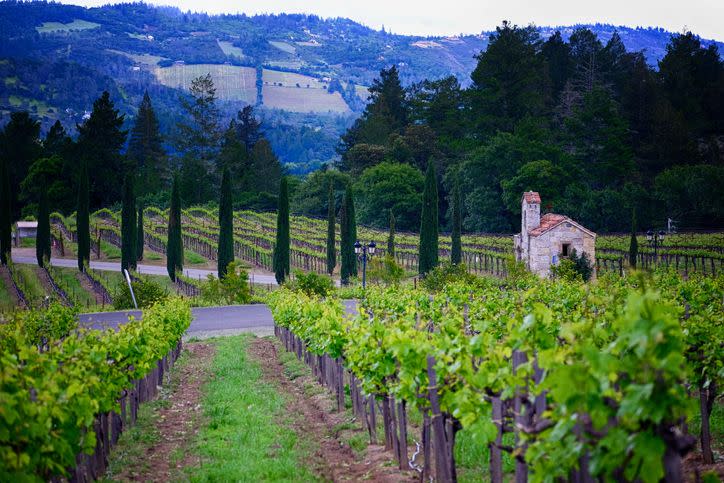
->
(550, 249, 593, 282)
(366, 255, 405, 286)
(285, 270, 335, 297)
(421, 261, 476, 292)
(113, 276, 169, 309)
(200, 261, 251, 305)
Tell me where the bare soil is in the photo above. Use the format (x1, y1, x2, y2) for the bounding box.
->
(0, 266, 23, 308)
(113, 343, 215, 482)
(76, 271, 107, 306)
(247, 337, 416, 483)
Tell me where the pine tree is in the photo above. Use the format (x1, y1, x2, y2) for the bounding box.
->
(77, 160, 90, 272)
(0, 158, 11, 265)
(166, 174, 183, 281)
(418, 162, 439, 275)
(36, 183, 50, 267)
(273, 177, 290, 284)
(387, 210, 396, 258)
(629, 209, 638, 268)
(340, 185, 358, 284)
(326, 180, 336, 275)
(136, 204, 144, 262)
(127, 91, 166, 197)
(218, 167, 234, 279)
(121, 172, 137, 272)
(451, 180, 462, 265)
(77, 91, 127, 208)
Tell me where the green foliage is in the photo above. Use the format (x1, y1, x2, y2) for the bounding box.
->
(166, 174, 183, 281)
(0, 299, 190, 480)
(120, 171, 137, 272)
(217, 167, 234, 278)
(366, 254, 405, 286)
(550, 258, 583, 282)
(113, 275, 169, 310)
(387, 210, 395, 258)
(273, 177, 290, 284)
(136, 203, 144, 262)
(291, 169, 350, 217)
(127, 92, 166, 197)
(0, 302, 77, 351)
(354, 161, 424, 231)
(326, 180, 336, 275)
(570, 249, 594, 281)
(418, 161, 439, 275)
(285, 269, 335, 297)
(0, 158, 10, 265)
(420, 261, 476, 292)
(200, 261, 251, 305)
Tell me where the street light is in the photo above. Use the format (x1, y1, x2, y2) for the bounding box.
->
(646, 229, 666, 263)
(355, 240, 376, 289)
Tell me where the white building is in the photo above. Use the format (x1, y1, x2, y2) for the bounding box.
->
(513, 191, 596, 278)
(13, 221, 38, 247)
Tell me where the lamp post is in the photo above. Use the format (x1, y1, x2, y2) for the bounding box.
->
(354, 240, 376, 289)
(646, 229, 666, 264)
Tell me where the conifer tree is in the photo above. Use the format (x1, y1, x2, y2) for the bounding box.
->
(217, 167, 234, 279)
(273, 177, 290, 284)
(340, 185, 358, 284)
(451, 180, 462, 265)
(418, 161, 439, 275)
(166, 174, 183, 281)
(121, 172, 137, 272)
(128, 91, 166, 197)
(0, 158, 10, 265)
(387, 210, 396, 258)
(136, 204, 144, 262)
(326, 180, 336, 275)
(629, 209, 638, 268)
(36, 186, 50, 267)
(77, 160, 90, 271)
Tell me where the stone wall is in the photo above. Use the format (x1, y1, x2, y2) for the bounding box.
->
(528, 223, 595, 277)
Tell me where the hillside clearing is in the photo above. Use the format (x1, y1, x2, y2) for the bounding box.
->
(36, 19, 100, 33)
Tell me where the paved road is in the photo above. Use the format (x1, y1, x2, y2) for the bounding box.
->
(11, 254, 279, 285)
(79, 300, 358, 339)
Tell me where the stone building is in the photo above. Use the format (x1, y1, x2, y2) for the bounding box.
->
(513, 191, 596, 278)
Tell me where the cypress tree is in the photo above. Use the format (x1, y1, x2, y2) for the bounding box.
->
(340, 185, 357, 284)
(77, 160, 90, 271)
(451, 180, 462, 265)
(218, 167, 234, 279)
(136, 204, 144, 262)
(166, 174, 183, 281)
(121, 172, 137, 272)
(326, 181, 336, 275)
(273, 177, 290, 284)
(36, 185, 50, 267)
(418, 161, 439, 275)
(0, 158, 11, 265)
(629, 208, 638, 268)
(387, 210, 396, 258)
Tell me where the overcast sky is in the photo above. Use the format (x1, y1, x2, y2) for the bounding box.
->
(57, 0, 724, 40)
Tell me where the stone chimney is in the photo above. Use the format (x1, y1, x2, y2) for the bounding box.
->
(521, 191, 541, 236)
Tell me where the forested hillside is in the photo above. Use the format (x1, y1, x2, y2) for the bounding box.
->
(1, 1, 722, 172)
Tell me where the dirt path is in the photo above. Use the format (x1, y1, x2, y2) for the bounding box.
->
(111, 343, 216, 482)
(247, 337, 415, 483)
(76, 271, 106, 305)
(0, 266, 23, 308)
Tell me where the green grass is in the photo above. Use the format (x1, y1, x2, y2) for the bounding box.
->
(100, 241, 121, 260)
(268, 40, 296, 54)
(20, 237, 35, 248)
(143, 251, 162, 261)
(188, 335, 317, 481)
(455, 429, 516, 482)
(36, 19, 100, 33)
(0, 278, 16, 313)
(184, 249, 206, 265)
(14, 265, 47, 307)
(52, 267, 99, 309)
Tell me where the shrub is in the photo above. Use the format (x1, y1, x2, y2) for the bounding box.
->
(550, 258, 583, 282)
(285, 270, 335, 297)
(200, 261, 251, 305)
(367, 255, 405, 286)
(113, 276, 169, 309)
(421, 261, 476, 292)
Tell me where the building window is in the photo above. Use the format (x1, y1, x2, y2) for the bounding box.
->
(562, 243, 570, 257)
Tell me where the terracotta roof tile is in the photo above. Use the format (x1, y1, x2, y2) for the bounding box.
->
(529, 213, 567, 236)
(522, 191, 541, 204)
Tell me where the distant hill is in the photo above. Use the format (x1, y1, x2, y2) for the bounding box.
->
(1, 1, 722, 172)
